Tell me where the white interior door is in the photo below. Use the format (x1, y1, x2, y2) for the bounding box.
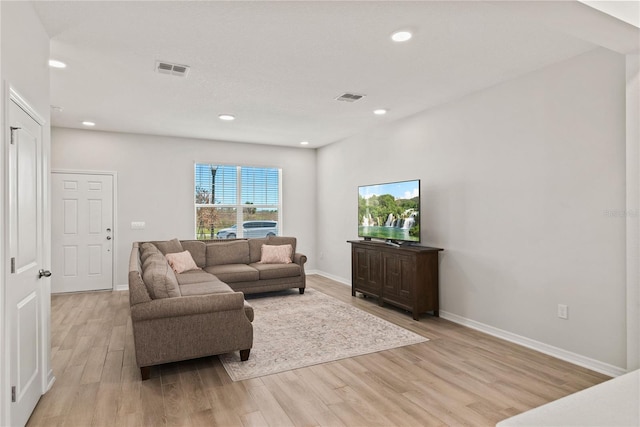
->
(7, 98, 46, 427)
(51, 173, 113, 293)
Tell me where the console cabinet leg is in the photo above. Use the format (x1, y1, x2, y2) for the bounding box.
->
(240, 349, 251, 361)
(140, 366, 151, 380)
(299, 288, 305, 294)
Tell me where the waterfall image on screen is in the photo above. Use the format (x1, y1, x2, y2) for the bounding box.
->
(358, 179, 420, 243)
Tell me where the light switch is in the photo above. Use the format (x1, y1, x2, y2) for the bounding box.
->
(131, 221, 146, 230)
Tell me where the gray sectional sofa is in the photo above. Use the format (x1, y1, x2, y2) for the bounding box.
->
(128, 236, 307, 379)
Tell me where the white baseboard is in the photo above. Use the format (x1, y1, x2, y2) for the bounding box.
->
(311, 271, 351, 286)
(115, 283, 128, 292)
(311, 273, 626, 377)
(46, 370, 56, 392)
(440, 310, 627, 378)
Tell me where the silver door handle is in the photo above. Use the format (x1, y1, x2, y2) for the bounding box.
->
(106, 236, 112, 240)
(38, 269, 52, 278)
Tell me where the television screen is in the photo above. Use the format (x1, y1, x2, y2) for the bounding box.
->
(358, 179, 420, 243)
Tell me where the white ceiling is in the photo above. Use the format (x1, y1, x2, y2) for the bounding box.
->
(32, 1, 639, 148)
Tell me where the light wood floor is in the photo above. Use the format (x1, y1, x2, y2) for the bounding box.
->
(27, 275, 610, 427)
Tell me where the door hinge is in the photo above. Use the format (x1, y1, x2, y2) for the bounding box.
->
(10, 257, 16, 274)
(10, 126, 21, 145)
(11, 386, 16, 402)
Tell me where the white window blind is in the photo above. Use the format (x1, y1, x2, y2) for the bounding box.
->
(195, 164, 281, 240)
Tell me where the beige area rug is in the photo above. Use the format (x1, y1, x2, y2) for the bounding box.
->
(219, 287, 428, 381)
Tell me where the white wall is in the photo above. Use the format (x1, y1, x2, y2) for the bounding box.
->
(317, 48, 628, 370)
(1, 4, 50, 115)
(627, 53, 640, 371)
(51, 128, 317, 287)
(1, 1, 51, 424)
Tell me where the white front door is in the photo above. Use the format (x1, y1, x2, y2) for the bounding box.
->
(7, 97, 46, 427)
(51, 173, 113, 293)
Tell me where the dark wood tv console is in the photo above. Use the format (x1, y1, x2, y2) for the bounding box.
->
(348, 240, 443, 320)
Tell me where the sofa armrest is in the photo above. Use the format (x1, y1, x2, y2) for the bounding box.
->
(130, 292, 246, 322)
(294, 253, 307, 265)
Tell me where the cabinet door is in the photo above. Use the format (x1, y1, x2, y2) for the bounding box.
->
(367, 249, 382, 289)
(382, 252, 414, 305)
(353, 247, 381, 296)
(353, 247, 368, 287)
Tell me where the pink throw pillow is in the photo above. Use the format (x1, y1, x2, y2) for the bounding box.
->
(165, 250, 199, 273)
(259, 244, 293, 264)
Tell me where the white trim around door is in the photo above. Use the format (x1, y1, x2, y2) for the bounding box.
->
(51, 169, 118, 292)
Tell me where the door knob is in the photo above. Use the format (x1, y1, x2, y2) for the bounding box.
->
(106, 236, 112, 240)
(38, 269, 52, 278)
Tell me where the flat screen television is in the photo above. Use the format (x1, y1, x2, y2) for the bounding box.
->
(358, 179, 420, 244)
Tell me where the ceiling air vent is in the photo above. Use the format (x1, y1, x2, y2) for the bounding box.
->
(155, 61, 190, 77)
(335, 93, 366, 102)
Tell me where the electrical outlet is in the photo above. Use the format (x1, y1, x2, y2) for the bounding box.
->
(131, 221, 146, 230)
(557, 304, 568, 319)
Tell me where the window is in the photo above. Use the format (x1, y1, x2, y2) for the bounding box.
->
(195, 164, 281, 240)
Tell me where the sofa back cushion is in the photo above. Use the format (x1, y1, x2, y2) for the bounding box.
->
(248, 238, 268, 263)
(206, 240, 250, 266)
(180, 240, 207, 268)
(267, 236, 297, 255)
(152, 238, 184, 255)
(140, 242, 160, 264)
(141, 252, 181, 299)
(129, 243, 152, 305)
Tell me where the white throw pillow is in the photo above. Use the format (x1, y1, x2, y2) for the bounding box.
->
(165, 250, 200, 273)
(259, 244, 293, 264)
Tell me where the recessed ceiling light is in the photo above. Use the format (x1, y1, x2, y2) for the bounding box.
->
(391, 31, 412, 42)
(218, 114, 235, 121)
(300, 141, 309, 145)
(49, 59, 67, 68)
(82, 121, 96, 127)
(373, 109, 388, 115)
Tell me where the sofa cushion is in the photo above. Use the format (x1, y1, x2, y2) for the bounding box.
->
(175, 270, 218, 285)
(206, 240, 250, 266)
(248, 238, 268, 263)
(129, 244, 152, 305)
(259, 244, 293, 264)
(141, 253, 181, 299)
(142, 250, 163, 272)
(179, 280, 234, 296)
(181, 240, 207, 268)
(140, 242, 160, 264)
(153, 238, 184, 255)
(204, 264, 259, 283)
(250, 262, 301, 280)
(267, 236, 297, 255)
(166, 250, 199, 274)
